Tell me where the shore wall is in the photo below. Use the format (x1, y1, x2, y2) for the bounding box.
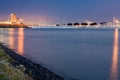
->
(0, 24, 29, 28)
(0, 44, 64, 80)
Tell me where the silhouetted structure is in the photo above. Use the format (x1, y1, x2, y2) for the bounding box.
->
(90, 23, 97, 26)
(74, 23, 79, 26)
(56, 24, 60, 26)
(81, 23, 88, 26)
(67, 23, 72, 26)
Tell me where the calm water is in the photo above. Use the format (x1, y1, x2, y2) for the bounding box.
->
(0, 28, 120, 80)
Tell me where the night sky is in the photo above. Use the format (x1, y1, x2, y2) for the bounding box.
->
(0, 0, 120, 24)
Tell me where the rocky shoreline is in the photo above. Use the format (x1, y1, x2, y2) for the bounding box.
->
(0, 44, 64, 80)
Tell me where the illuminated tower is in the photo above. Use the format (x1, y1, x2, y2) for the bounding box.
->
(10, 13, 17, 23)
(113, 16, 116, 23)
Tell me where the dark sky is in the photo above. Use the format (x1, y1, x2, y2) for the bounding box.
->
(0, 0, 120, 24)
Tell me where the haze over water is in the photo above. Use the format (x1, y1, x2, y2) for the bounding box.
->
(0, 28, 120, 80)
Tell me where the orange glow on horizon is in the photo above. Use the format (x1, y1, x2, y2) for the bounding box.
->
(110, 28, 119, 80)
(17, 28, 24, 55)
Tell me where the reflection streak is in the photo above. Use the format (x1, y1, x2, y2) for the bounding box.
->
(0, 28, 4, 42)
(17, 28, 24, 55)
(9, 29, 15, 49)
(110, 28, 119, 80)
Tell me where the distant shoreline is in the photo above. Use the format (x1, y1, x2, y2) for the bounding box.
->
(0, 24, 30, 28)
(30, 26, 117, 29)
(0, 26, 30, 28)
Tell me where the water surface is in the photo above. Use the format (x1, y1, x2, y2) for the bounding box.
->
(0, 28, 119, 80)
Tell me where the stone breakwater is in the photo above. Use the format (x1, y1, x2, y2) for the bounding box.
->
(0, 44, 64, 80)
(0, 23, 30, 28)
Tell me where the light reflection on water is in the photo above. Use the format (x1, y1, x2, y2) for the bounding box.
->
(0, 28, 4, 42)
(0, 28, 119, 80)
(9, 28, 15, 49)
(110, 28, 119, 80)
(0, 28, 24, 55)
(17, 28, 24, 55)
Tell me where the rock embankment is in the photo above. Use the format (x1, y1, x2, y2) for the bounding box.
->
(0, 44, 64, 80)
(0, 23, 29, 28)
